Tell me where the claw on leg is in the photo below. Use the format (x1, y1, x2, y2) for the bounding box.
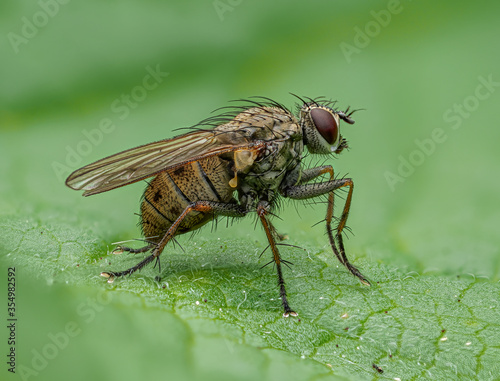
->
(101, 272, 115, 283)
(112, 247, 124, 255)
(283, 310, 298, 318)
(277, 232, 289, 241)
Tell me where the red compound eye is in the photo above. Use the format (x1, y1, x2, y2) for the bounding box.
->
(310, 108, 338, 145)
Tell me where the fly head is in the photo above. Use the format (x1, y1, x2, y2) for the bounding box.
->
(299, 102, 355, 155)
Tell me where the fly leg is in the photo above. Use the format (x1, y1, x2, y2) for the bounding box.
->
(276, 232, 288, 241)
(281, 166, 370, 286)
(113, 244, 154, 254)
(102, 201, 246, 282)
(257, 200, 297, 317)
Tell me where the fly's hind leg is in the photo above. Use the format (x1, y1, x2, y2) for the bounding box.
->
(112, 244, 154, 254)
(281, 166, 370, 286)
(101, 201, 247, 283)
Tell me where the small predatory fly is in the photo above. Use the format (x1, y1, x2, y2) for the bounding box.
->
(66, 96, 370, 316)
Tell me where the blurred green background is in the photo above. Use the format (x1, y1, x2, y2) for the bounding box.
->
(1, 0, 499, 380)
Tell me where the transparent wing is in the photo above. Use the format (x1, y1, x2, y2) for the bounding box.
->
(66, 130, 264, 196)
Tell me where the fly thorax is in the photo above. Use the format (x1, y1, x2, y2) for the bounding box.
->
(237, 139, 302, 209)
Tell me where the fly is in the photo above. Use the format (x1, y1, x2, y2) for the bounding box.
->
(65, 96, 370, 317)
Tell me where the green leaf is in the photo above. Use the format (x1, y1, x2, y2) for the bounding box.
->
(1, 210, 499, 380)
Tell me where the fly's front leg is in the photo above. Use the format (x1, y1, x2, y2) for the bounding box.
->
(101, 201, 247, 282)
(281, 166, 370, 286)
(257, 201, 297, 317)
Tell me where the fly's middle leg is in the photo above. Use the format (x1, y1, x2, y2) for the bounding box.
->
(257, 200, 297, 317)
(101, 201, 247, 282)
(281, 166, 370, 286)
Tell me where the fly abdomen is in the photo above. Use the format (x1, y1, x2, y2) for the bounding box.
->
(140, 156, 235, 242)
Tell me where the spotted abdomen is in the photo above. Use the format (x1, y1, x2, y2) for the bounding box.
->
(140, 156, 235, 243)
